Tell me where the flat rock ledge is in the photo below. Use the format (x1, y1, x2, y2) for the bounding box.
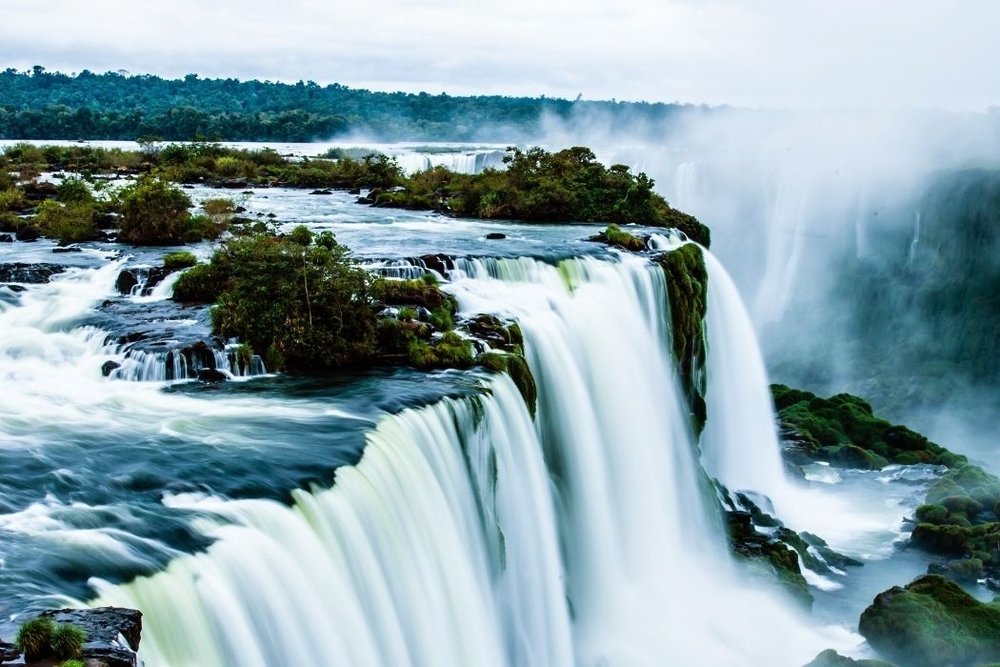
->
(1, 607, 141, 667)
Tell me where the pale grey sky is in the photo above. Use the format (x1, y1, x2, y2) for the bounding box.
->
(2, 0, 998, 109)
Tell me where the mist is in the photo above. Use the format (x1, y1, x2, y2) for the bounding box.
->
(530, 106, 1000, 463)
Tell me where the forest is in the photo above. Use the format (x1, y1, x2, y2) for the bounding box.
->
(0, 67, 710, 142)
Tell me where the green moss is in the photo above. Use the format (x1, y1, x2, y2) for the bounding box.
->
(771, 384, 966, 470)
(505, 353, 537, 416)
(655, 243, 708, 431)
(163, 251, 197, 271)
(594, 224, 647, 251)
(859, 574, 1000, 667)
(406, 332, 474, 370)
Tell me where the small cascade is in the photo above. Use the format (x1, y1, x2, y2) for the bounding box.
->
(672, 161, 699, 212)
(111, 344, 267, 382)
(92, 254, 841, 666)
(394, 150, 506, 176)
(360, 258, 437, 280)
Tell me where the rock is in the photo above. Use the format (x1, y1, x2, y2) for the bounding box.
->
(197, 368, 229, 382)
(348, 187, 361, 195)
(0, 263, 65, 283)
(52, 245, 83, 253)
(485, 232, 506, 240)
(803, 649, 895, 666)
(21, 180, 57, 201)
(14, 226, 39, 242)
(0, 640, 19, 662)
(101, 360, 121, 377)
(858, 574, 1000, 667)
(0, 234, 12, 243)
(30, 607, 142, 667)
(310, 188, 334, 195)
(115, 270, 139, 295)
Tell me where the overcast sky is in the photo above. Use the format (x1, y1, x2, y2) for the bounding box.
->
(2, 0, 998, 110)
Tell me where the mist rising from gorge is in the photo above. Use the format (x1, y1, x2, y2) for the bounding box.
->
(534, 106, 1000, 462)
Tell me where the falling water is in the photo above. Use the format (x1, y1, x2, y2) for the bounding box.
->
(91, 254, 842, 666)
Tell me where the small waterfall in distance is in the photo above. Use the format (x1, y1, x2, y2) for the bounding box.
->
(90, 254, 847, 666)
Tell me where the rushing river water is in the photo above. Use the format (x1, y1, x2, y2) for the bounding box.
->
(0, 144, 957, 665)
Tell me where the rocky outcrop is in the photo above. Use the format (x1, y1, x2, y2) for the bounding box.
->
(2, 607, 141, 667)
(0, 263, 65, 284)
(859, 575, 1000, 667)
(654, 243, 708, 433)
(803, 649, 894, 667)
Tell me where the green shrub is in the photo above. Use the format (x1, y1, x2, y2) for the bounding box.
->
(172, 263, 223, 303)
(0, 187, 26, 212)
(201, 197, 236, 216)
(51, 623, 86, 659)
(15, 617, 55, 660)
(115, 176, 197, 244)
(287, 225, 313, 246)
(163, 251, 198, 270)
(55, 177, 94, 205)
(34, 199, 98, 244)
(60, 660, 86, 667)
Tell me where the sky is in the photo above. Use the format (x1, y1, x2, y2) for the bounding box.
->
(1, 0, 998, 110)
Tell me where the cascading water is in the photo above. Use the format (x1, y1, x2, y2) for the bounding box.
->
(91, 254, 845, 666)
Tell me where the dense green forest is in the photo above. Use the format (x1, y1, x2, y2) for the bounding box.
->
(0, 67, 708, 142)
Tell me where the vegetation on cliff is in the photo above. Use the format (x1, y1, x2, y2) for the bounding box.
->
(656, 243, 709, 431)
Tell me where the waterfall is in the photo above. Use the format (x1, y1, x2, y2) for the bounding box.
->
(90, 254, 842, 666)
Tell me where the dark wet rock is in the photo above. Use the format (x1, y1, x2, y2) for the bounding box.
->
(9, 607, 144, 667)
(21, 180, 57, 201)
(485, 232, 506, 240)
(235, 206, 248, 213)
(928, 558, 985, 582)
(859, 574, 1000, 667)
(0, 640, 19, 662)
(348, 187, 362, 195)
(213, 177, 249, 189)
(115, 270, 139, 295)
(197, 368, 228, 382)
(803, 649, 895, 666)
(101, 360, 121, 377)
(14, 226, 39, 242)
(0, 234, 12, 243)
(0, 263, 65, 283)
(52, 245, 83, 253)
(310, 188, 334, 195)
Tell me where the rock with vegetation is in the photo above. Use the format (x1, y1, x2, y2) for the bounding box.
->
(374, 147, 710, 243)
(771, 385, 965, 470)
(589, 223, 648, 251)
(859, 574, 1000, 667)
(654, 243, 708, 432)
(114, 175, 226, 244)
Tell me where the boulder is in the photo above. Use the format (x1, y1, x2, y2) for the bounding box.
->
(197, 368, 229, 382)
(485, 232, 506, 240)
(0, 234, 12, 243)
(115, 270, 139, 295)
(101, 360, 121, 377)
(859, 574, 1000, 667)
(14, 226, 39, 242)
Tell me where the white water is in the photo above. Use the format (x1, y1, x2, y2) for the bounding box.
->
(699, 250, 917, 557)
(91, 254, 847, 666)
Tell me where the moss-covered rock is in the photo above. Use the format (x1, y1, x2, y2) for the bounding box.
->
(589, 224, 647, 251)
(771, 384, 966, 470)
(859, 574, 1000, 667)
(655, 243, 708, 432)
